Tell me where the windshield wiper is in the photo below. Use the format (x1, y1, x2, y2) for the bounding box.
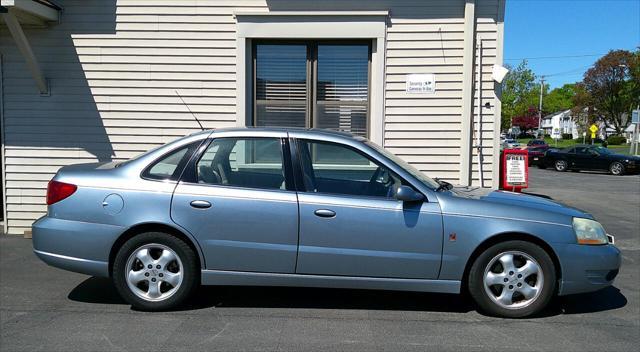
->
(434, 178, 453, 192)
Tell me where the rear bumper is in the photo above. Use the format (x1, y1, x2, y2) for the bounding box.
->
(556, 243, 621, 296)
(32, 216, 125, 277)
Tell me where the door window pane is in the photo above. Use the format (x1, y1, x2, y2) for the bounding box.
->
(255, 44, 307, 128)
(316, 44, 369, 136)
(299, 140, 400, 198)
(197, 138, 286, 190)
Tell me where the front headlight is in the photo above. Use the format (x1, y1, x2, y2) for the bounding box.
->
(573, 218, 608, 245)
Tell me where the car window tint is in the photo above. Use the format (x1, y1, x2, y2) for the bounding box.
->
(196, 138, 286, 190)
(145, 146, 190, 180)
(299, 140, 401, 198)
(576, 147, 590, 154)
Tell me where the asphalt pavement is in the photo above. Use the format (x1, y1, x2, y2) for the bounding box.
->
(0, 167, 638, 351)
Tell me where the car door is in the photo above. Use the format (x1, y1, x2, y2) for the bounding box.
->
(574, 146, 598, 169)
(293, 138, 443, 279)
(171, 135, 299, 273)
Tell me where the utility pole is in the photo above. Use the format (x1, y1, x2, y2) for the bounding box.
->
(537, 76, 545, 139)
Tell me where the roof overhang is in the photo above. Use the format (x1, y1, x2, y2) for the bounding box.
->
(1, 0, 61, 95)
(1, 0, 60, 26)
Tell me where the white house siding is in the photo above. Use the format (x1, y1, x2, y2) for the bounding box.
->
(1, 0, 504, 235)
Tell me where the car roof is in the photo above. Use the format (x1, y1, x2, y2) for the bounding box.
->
(204, 127, 365, 140)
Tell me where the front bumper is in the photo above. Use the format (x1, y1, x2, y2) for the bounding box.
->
(32, 216, 125, 277)
(556, 242, 621, 296)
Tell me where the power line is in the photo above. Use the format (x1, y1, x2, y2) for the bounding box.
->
(543, 64, 594, 77)
(505, 53, 609, 61)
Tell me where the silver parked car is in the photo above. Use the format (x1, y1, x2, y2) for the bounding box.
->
(33, 128, 620, 318)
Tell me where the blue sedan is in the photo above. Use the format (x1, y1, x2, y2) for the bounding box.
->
(32, 128, 620, 318)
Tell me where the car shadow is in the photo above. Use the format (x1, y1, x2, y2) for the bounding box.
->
(67, 277, 627, 317)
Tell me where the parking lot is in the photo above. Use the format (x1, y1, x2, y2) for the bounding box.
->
(1, 168, 638, 352)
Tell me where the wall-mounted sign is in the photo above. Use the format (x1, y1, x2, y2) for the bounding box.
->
(406, 73, 435, 94)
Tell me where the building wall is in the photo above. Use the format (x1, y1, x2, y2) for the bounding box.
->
(1, 0, 504, 235)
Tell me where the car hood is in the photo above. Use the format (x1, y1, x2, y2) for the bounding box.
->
(444, 186, 593, 220)
(607, 153, 640, 161)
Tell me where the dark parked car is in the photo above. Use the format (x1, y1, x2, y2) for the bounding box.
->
(541, 145, 639, 175)
(527, 147, 548, 166)
(526, 139, 549, 149)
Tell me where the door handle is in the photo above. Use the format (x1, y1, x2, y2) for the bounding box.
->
(190, 200, 212, 209)
(314, 209, 336, 218)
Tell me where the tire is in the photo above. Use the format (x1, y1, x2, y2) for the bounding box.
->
(554, 159, 568, 172)
(468, 240, 556, 318)
(113, 232, 199, 311)
(609, 162, 625, 176)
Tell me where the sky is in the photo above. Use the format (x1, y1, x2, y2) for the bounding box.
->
(504, 0, 640, 89)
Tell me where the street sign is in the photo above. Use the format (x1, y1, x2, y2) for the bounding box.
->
(589, 124, 598, 139)
(632, 109, 639, 124)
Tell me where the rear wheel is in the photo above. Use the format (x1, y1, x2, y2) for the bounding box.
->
(609, 162, 625, 176)
(554, 159, 568, 172)
(113, 232, 199, 311)
(468, 240, 556, 318)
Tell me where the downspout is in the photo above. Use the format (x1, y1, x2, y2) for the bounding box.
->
(475, 39, 484, 187)
(459, 0, 476, 186)
(492, 0, 506, 189)
(0, 54, 6, 234)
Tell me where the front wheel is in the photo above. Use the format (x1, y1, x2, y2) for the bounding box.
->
(468, 241, 556, 318)
(113, 232, 199, 311)
(609, 162, 625, 176)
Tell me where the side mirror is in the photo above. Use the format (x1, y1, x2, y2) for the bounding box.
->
(395, 185, 425, 202)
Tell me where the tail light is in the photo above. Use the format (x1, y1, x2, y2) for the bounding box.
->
(47, 180, 77, 205)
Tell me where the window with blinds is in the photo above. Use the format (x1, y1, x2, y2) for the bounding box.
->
(253, 42, 370, 137)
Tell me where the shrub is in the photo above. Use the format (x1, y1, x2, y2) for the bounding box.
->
(562, 133, 573, 140)
(606, 135, 626, 145)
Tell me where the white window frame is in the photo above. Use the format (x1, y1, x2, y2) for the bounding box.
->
(234, 11, 388, 145)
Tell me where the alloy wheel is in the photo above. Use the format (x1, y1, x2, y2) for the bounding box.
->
(483, 251, 544, 310)
(555, 160, 567, 171)
(125, 243, 184, 302)
(610, 162, 623, 175)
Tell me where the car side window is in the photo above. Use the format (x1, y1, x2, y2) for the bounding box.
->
(143, 145, 193, 181)
(196, 137, 287, 191)
(298, 140, 402, 198)
(576, 147, 590, 155)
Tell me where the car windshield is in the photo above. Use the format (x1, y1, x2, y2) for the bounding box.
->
(364, 141, 440, 190)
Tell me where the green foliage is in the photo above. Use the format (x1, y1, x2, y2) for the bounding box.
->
(545, 84, 577, 113)
(562, 133, 573, 140)
(606, 135, 627, 145)
(501, 61, 539, 130)
(582, 49, 638, 134)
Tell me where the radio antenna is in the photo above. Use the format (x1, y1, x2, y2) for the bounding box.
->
(175, 90, 204, 131)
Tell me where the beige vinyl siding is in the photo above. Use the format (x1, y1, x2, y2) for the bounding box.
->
(1, 0, 502, 235)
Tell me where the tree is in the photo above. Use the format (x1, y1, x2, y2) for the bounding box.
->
(544, 84, 576, 113)
(582, 49, 637, 134)
(511, 107, 539, 131)
(501, 60, 538, 131)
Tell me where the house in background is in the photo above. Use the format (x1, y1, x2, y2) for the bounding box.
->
(1, 0, 506, 236)
(540, 110, 579, 138)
